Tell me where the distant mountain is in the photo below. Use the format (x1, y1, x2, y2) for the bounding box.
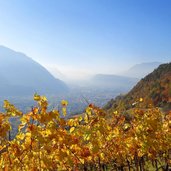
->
(105, 62, 171, 112)
(89, 74, 139, 92)
(0, 46, 68, 96)
(122, 62, 162, 78)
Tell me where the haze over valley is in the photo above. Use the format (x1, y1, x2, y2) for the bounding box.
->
(0, 45, 163, 115)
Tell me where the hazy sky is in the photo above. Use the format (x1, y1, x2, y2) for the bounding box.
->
(0, 0, 171, 79)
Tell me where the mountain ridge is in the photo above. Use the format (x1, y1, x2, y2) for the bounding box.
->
(105, 62, 171, 112)
(122, 62, 162, 78)
(0, 46, 68, 96)
(89, 74, 139, 91)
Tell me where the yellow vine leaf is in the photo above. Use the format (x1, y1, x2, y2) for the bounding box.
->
(69, 127, 75, 133)
(61, 100, 68, 106)
(139, 98, 143, 102)
(33, 93, 41, 101)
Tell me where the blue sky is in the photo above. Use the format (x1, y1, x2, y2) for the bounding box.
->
(0, 0, 171, 79)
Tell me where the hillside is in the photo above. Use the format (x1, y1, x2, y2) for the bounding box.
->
(0, 46, 68, 96)
(122, 62, 161, 78)
(105, 62, 171, 112)
(89, 74, 138, 91)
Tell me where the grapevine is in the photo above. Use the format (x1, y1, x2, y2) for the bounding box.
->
(0, 95, 170, 170)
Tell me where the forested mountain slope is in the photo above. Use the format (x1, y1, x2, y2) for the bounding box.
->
(105, 62, 171, 112)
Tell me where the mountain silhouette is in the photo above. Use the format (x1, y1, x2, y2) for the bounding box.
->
(123, 62, 161, 78)
(105, 62, 171, 112)
(90, 74, 138, 91)
(0, 46, 68, 96)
